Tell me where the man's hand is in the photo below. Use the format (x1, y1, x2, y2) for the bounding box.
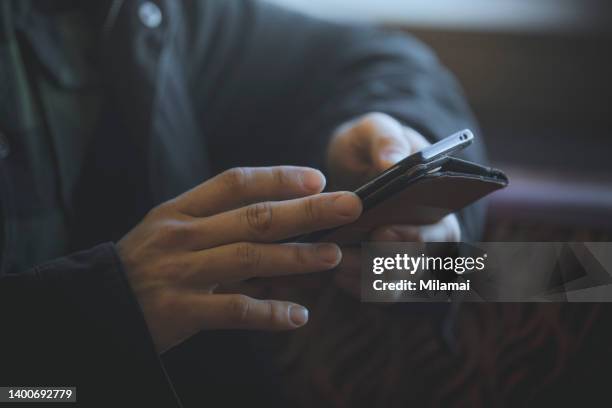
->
(117, 166, 362, 353)
(327, 113, 461, 296)
(327, 112, 430, 190)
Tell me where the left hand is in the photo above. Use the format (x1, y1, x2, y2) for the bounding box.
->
(327, 112, 461, 296)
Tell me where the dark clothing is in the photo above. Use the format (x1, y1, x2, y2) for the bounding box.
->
(0, 0, 483, 406)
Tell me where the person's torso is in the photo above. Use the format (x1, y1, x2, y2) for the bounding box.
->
(0, 0, 210, 274)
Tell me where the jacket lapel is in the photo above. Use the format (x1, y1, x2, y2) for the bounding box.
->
(101, 0, 210, 205)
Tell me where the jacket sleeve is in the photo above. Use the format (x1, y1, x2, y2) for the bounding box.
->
(0, 243, 181, 407)
(185, 0, 487, 239)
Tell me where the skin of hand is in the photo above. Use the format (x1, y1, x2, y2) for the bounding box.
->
(117, 166, 362, 353)
(326, 112, 461, 297)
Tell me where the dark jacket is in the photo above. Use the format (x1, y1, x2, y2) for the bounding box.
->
(0, 0, 484, 406)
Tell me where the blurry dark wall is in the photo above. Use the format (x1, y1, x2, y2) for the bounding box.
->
(407, 29, 612, 173)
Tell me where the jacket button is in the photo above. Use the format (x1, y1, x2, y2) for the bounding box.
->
(138, 2, 163, 28)
(0, 131, 10, 159)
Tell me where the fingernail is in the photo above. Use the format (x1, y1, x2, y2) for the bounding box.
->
(301, 170, 326, 192)
(381, 151, 406, 165)
(289, 306, 309, 327)
(315, 243, 342, 266)
(332, 193, 362, 218)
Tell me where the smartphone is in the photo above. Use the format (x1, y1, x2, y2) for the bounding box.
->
(295, 129, 507, 244)
(355, 129, 473, 201)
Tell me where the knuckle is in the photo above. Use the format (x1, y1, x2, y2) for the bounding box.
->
(269, 302, 286, 327)
(235, 242, 263, 271)
(272, 167, 291, 188)
(244, 202, 274, 235)
(221, 167, 249, 191)
(146, 202, 170, 219)
(155, 220, 193, 246)
(293, 245, 309, 266)
(228, 295, 251, 324)
(303, 197, 318, 223)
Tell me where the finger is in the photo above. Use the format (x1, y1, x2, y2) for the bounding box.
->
(194, 191, 362, 247)
(183, 242, 342, 284)
(356, 115, 430, 172)
(172, 166, 326, 217)
(198, 294, 309, 330)
(348, 113, 413, 172)
(334, 113, 412, 174)
(370, 128, 412, 172)
(370, 214, 462, 242)
(403, 126, 431, 154)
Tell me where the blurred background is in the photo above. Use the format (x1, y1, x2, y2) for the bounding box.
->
(268, 0, 612, 239)
(166, 3, 612, 407)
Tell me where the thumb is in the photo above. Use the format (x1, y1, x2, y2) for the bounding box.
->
(357, 114, 413, 171)
(372, 129, 412, 172)
(373, 123, 431, 171)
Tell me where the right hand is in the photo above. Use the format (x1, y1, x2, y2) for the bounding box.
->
(117, 166, 362, 353)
